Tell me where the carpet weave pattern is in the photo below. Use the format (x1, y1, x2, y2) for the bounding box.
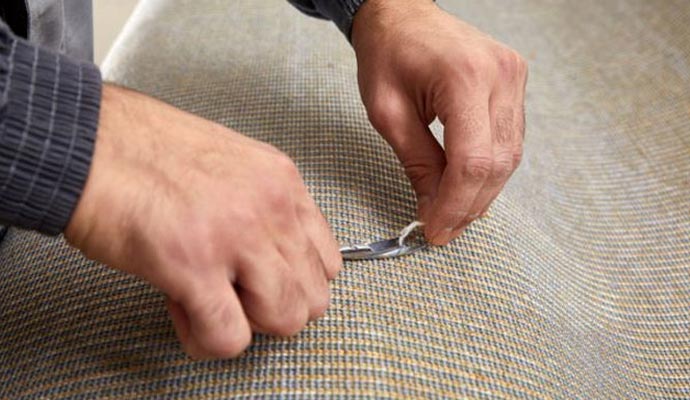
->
(1, 0, 689, 398)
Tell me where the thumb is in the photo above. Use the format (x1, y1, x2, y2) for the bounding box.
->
(367, 94, 446, 221)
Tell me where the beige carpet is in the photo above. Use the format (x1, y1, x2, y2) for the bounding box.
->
(1, 0, 689, 398)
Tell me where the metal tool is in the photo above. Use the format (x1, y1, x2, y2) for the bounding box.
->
(339, 221, 427, 260)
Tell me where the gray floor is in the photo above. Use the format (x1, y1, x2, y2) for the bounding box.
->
(94, 0, 139, 65)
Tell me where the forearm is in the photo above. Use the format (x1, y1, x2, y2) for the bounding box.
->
(0, 21, 101, 235)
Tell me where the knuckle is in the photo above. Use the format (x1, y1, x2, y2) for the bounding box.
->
(203, 296, 233, 325)
(211, 328, 251, 358)
(294, 197, 312, 219)
(286, 163, 302, 182)
(456, 56, 489, 81)
(179, 289, 213, 318)
(276, 154, 300, 180)
(403, 159, 445, 186)
(492, 157, 514, 180)
(461, 155, 493, 181)
(185, 296, 252, 358)
(512, 149, 523, 167)
(264, 185, 291, 213)
(310, 289, 331, 319)
(268, 278, 309, 336)
(431, 206, 468, 230)
(495, 49, 520, 79)
(272, 309, 308, 336)
(517, 54, 529, 76)
(367, 98, 400, 133)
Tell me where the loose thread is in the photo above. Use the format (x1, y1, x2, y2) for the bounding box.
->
(398, 220, 425, 247)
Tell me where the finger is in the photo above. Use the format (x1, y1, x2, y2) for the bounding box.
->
(463, 99, 518, 225)
(235, 247, 310, 337)
(274, 203, 331, 320)
(476, 63, 527, 218)
(166, 297, 211, 359)
(179, 279, 252, 359)
(267, 183, 333, 319)
(291, 236, 331, 320)
(366, 92, 445, 221)
(295, 193, 342, 281)
(426, 98, 492, 245)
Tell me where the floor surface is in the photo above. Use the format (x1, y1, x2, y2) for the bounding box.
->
(94, 0, 139, 65)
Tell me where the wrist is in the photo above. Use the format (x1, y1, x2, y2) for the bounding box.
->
(352, 0, 436, 52)
(64, 84, 140, 249)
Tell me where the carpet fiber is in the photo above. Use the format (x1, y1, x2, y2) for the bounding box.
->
(1, 0, 689, 398)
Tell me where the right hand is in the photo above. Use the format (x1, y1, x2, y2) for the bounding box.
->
(65, 84, 342, 359)
(352, 0, 527, 245)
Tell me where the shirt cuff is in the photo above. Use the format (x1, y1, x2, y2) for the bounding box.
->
(0, 31, 101, 235)
(315, 0, 369, 40)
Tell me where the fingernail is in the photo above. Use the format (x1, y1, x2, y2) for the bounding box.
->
(468, 213, 479, 220)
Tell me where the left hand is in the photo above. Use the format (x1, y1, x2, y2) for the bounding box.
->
(352, 0, 527, 245)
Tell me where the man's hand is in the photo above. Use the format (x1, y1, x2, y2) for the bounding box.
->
(65, 84, 342, 359)
(352, 0, 527, 245)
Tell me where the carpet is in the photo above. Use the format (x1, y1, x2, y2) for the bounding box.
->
(1, 0, 689, 397)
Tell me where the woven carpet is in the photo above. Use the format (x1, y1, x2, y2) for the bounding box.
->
(1, 0, 689, 398)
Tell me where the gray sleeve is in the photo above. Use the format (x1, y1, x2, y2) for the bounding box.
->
(286, 0, 367, 38)
(0, 21, 101, 235)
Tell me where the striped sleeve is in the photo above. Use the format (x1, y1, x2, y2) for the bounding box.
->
(286, 0, 367, 39)
(0, 21, 101, 235)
